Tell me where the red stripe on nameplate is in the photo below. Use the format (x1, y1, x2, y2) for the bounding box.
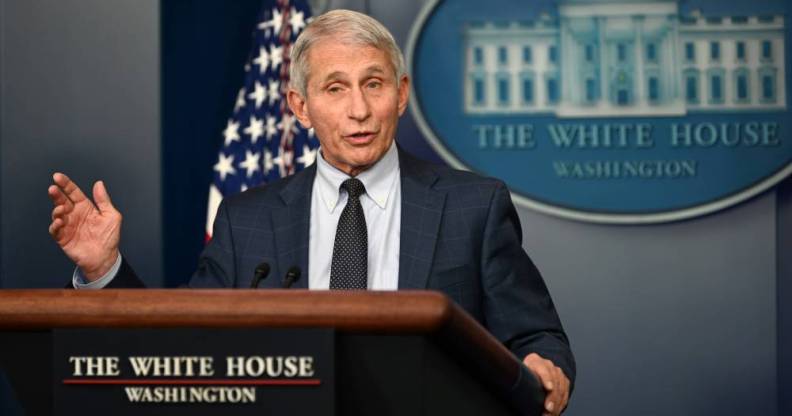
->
(62, 379, 321, 386)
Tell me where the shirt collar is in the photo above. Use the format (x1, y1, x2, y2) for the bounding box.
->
(315, 140, 399, 213)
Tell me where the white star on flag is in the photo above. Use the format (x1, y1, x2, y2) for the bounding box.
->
(265, 114, 278, 140)
(269, 44, 283, 71)
(248, 81, 267, 109)
(262, 149, 275, 175)
(252, 47, 270, 74)
(234, 88, 247, 112)
(256, 7, 284, 38)
(290, 8, 306, 35)
(244, 115, 265, 144)
(297, 144, 317, 167)
(273, 145, 293, 177)
(213, 152, 236, 181)
(239, 150, 261, 178)
(267, 79, 281, 105)
(223, 120, 240, 146)
(278, 113, 300, 135)
(271, 8, 283, 35)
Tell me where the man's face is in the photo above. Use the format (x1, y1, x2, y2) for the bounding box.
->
(288, 38, 410, 176)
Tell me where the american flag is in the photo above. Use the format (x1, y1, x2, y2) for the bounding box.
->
(206, 0, 317, 239)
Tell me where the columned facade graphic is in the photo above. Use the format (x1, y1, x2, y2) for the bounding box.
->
(463, 0, 786, 117)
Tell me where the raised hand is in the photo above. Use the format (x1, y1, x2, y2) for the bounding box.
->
(48, 173, 122, 280)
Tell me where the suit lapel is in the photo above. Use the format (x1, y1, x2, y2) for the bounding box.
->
(397, 150, 446, 290)
(269, 149, 445, 290)
(272, 164, 316, 289)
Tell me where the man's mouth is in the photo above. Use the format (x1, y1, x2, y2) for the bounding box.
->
(344, 131, 377, 144)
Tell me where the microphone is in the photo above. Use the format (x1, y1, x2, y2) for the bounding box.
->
(282, 266, 301, 289)
(250, 263, 270, 288)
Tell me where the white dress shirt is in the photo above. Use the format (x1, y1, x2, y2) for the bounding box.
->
(309, 141, 401, 290)
(72, 252, 121, 289)
(75, 141, 402, 290)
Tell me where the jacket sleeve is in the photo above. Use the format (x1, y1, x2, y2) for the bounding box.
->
(479, 181, 576, 387)
(104, 259, 145, 288)
(187, 199, 237, 288)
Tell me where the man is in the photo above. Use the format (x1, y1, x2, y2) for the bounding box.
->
(48, 9, 574, 415)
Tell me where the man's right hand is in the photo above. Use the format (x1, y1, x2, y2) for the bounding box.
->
(48, 173, 122, 281)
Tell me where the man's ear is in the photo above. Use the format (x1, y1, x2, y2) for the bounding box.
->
(287, 88, 312, 129)
(397, 75, 410, 117)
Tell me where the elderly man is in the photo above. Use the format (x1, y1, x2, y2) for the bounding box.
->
(48, 9, 574, 415)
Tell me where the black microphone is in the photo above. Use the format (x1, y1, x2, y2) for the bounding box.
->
(281, 266, 301, 288)
(250, 263, 270, 288)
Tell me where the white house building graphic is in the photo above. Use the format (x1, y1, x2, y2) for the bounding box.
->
(463, 0, 786, 117)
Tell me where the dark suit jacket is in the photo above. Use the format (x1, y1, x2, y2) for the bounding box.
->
(115, 149, 575, 383)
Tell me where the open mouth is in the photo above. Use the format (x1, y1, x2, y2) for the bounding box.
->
(345, 131, 377, 144)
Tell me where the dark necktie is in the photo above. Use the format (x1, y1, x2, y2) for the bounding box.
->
(330, 178, 368, 290)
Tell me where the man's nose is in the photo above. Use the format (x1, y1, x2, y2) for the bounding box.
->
(347, 87, 371, 121)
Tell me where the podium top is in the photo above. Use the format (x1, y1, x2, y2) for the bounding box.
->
(0, 289, 460, 331)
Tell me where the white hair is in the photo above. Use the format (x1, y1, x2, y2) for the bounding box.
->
(289, 9, 406, 96)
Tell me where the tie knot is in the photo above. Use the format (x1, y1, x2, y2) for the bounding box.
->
(341, 178, 366, 199)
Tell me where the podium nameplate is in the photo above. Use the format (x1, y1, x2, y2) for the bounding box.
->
(53, 328, 334, 416)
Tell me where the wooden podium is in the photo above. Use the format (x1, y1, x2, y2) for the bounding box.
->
(0, 290, 543, 415)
